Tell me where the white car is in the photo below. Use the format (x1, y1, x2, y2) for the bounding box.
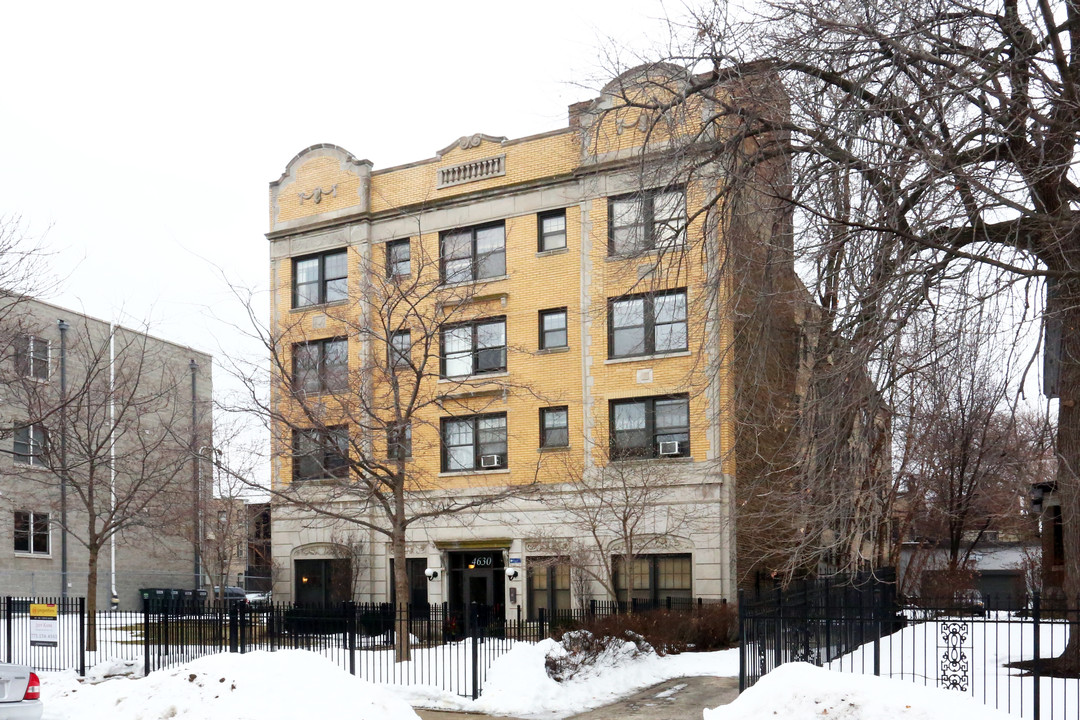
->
(0, 663, 42, 720)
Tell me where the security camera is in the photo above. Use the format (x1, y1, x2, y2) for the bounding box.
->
(424, 568, 439, 581)
(505, 568, 519, 581)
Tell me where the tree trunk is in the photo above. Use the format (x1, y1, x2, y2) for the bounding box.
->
(1053, 287, 1080, 668)
(391, 519, 410, 662)
(86, 546, 99, 652)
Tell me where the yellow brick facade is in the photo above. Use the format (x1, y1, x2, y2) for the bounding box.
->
(265, 65, 777, 609)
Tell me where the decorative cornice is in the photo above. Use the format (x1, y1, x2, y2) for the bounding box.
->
(436, 133, 508, 158)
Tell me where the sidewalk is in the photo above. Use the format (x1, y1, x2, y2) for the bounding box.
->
(415, 675, 739, 720)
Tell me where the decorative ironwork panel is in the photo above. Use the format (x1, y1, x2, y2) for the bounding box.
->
(938, 621, 971, 692)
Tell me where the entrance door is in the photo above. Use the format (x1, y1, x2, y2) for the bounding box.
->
(465, 572, 492, 606)
(447, 550, 505, 614)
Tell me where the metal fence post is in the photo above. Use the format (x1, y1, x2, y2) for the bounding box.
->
(346, 601, 356, 676)
(738, 589, 746, 692)
(142, 597, 151, 676)
(78, 597, 86, 677)
(4, 597, 11, 664)
(228, 603, 239, 653)
(470, 603, 480, 700)
(1032, 592, 1041, 720)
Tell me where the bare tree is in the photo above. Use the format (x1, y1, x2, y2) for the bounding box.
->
(0, 317, 203, 650)
(540, 449, 708, 609)
(228, 229, 542, 660)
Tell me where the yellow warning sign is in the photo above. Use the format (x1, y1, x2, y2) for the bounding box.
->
(29, 603, 58, 618)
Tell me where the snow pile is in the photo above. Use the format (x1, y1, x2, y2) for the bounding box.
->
(41, 650, 419, 720)
(705, 663, 1013, 720)
(393, 638, 738, 718)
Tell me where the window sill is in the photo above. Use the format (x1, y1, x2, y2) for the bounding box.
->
(14, 552, 52, 559)
(536, 247, 569, 258)
(438, 468, 511, 478)
(438, 371, 509, 383)
(536, 346, 570, 355)
(538, 445, 570, 453)
(610, 456, 695, 464)
(290, 299, 349, 314)
(604, 350, 691, 365)
(440, 274, 509, 290)
(605, 245, 685, 261)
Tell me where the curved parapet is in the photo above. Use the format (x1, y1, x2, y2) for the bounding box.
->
(270, 144, 373, 234)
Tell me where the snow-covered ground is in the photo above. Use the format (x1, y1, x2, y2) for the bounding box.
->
(707, 662, 1015, 720)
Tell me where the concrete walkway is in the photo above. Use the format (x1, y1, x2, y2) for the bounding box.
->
(415, 675, 738, 720)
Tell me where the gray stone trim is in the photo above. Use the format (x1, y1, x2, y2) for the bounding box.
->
(437, 154, 506, 189)
(436, 133, 508, 158)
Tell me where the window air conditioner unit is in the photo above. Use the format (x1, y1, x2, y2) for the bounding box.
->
(658, 441, 680, 456)
(480, 454, 502, 468)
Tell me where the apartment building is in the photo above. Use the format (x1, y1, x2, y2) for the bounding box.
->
(266, 65, 799, 615)
(0, 297, 212, 609)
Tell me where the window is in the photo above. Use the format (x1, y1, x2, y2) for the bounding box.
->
(538, 209, 567, 252)
(389, 557, 430, 609)
(539, 308, 567, 350)
(608, 188, 686, 255)
(610, 395, 690, 459)
(389, 330, 412, 369)
(14, 335, 49, 380)
(387, 422, 412, 460)
(292, 426, 349, 481)
(540, 407, 569, 448)
(386, 239, 411, 278)
(614, 554, 692, 606)
(293, 338, 347, 394)
(608, 289, 687, 358)
(292, 250, 347, 308)
(440, 222, 506, 283)
(13, 511, 49, 555)
(441, 318, 506, 377)
(528, 558, 571, 620)
(441, 413, 507, 472)
(13, 424, 46, 466)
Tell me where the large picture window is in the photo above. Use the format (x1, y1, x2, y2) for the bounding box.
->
(610, 395, 690, 459)
(440, 222, 506, 284)
(13, 511, 49, 555)
(608, 188, 685, 255)
(441, 413, 507, 472)
(608, 289, 687, 358)
(441, 318, 506, 377)
(528, 558, 571, 620)
(293, 250, 347, 308)
(13, 424, 46, 466)
(293, 338, 348, 394)
(614, 554, 692, 606)
(293, 426, 349, 481)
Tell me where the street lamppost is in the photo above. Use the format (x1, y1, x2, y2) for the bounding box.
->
(190, 358, 201, 592)
(57, 318, 69, 600)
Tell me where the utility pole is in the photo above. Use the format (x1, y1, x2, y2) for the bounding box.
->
(190, 358, 201, 592)
(57, 318, 69, 600)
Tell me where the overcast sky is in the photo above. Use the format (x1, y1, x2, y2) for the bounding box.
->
(1, 0, 682, 368)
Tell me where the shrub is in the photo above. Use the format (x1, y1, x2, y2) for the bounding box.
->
(544, 629, 652, 682)
(551, 603, 737, 657)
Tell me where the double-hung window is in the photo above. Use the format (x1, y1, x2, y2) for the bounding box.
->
(387, 422, 412, 460)
(539, 308, 568, 350)
(389, 330, 412, 369)
(537, 210, 567, 252)
(386, 239, 411, 278)
(293, 250, 347, 308)
(609, 289, 687, 358)
(441, 318, 506, 377)
(540, 407, 569, 448)
(293, 338, 348, 394)
(292, 426, 349, 481)
(608, 188, 686, 255)
(14, 335, 49, 380)
(13, 511, 49, 555)
(440, 222, 506, 284)
(13, 424, 46, 466)
(610, 395, 690, 459)
(441, 413, 507, 471)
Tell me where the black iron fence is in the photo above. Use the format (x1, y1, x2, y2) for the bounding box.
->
(740, 571, 1080, 719)
(4, 594, 723, 699)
